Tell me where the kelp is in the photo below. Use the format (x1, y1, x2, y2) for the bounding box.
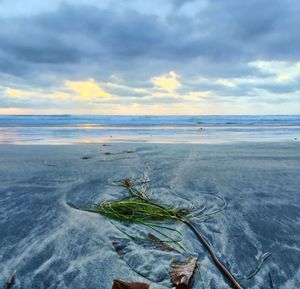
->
(69, 171, 270, 289)
(74, 198, 189, 253)
(86, 199, 187, 223)
(245, 252, 272, 280)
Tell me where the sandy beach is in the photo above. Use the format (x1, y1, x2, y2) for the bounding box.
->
(2, 0, 300, 286)
(0, 142, 299, 289)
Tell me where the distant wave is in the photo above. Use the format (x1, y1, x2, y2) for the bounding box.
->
(1, 115, 300, 127)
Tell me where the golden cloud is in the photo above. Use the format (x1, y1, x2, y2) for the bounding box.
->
(151, 71, 181, 91)
(5, 88, 35, 98)
(64, 78, 111, 100)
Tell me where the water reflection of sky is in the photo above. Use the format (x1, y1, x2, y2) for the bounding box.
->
(0, 125, 299, 144)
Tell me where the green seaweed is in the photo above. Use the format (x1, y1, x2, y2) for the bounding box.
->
(245, 252, 272, 280)
(68, 172, 271, 289)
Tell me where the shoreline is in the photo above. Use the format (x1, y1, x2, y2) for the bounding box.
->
(0, 115, 299, 145)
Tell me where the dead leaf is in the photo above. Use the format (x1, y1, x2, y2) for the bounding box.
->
(170, 257, 197, 289)
(112, 279, 150, 289)
(3, 272, 15, 289)
(147, 233, 177, 252)
(123, 178, 131, 188)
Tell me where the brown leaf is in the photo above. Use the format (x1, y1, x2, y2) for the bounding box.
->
(112, 279, 150, 289)
(123, 178, 131, 188)
(147, 233, 176, 252)
(170, 257, 197, 289)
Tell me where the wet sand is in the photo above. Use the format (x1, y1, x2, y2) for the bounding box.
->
(0, 142, 299, 288)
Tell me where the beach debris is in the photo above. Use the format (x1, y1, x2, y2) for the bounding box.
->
(183, 220, 244, 289)
(111, 232, 178, 255)
(147, 233, 178, 252)
(123, 178, 131, 188)
(87, 198, 187, 223)
(245, 252, 272, 280)
(90, 197, 188, 255)
(170, 257, 197, 289)
(112, 279, 150, 289)
(70, 173, 256, 289)
(3, 272, 15, 289)
(81, 156, 91, 160)
(111, 237, 130, 257)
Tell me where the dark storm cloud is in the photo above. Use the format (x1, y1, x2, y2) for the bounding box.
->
(0, 5, 164, 63)
(197, 0, 300, 60)
(0, 0, 300, 113)
(0, 0, 300, 70)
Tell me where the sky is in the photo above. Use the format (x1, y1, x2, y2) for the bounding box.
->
(0, 0, 299, 115)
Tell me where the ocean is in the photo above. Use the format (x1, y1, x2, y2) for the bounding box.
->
(0, 115, 299, 144)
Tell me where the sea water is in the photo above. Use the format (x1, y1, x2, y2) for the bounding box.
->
(0, 115, 299, 144)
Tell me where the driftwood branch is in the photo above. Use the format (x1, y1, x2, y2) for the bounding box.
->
(183, 220, 244, 289)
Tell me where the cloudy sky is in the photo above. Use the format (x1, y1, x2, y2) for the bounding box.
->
(0, 0, 299, 115)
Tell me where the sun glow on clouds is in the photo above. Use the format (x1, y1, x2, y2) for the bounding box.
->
(0, 71, 215, 115)
(3, 79, 113, 103)
(5, 88, 34, 98)
(151, 71, 181, 92)
(64, 78, 111, 100)
(2, 61, 300, 115)
(150, 71, 210, 100)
